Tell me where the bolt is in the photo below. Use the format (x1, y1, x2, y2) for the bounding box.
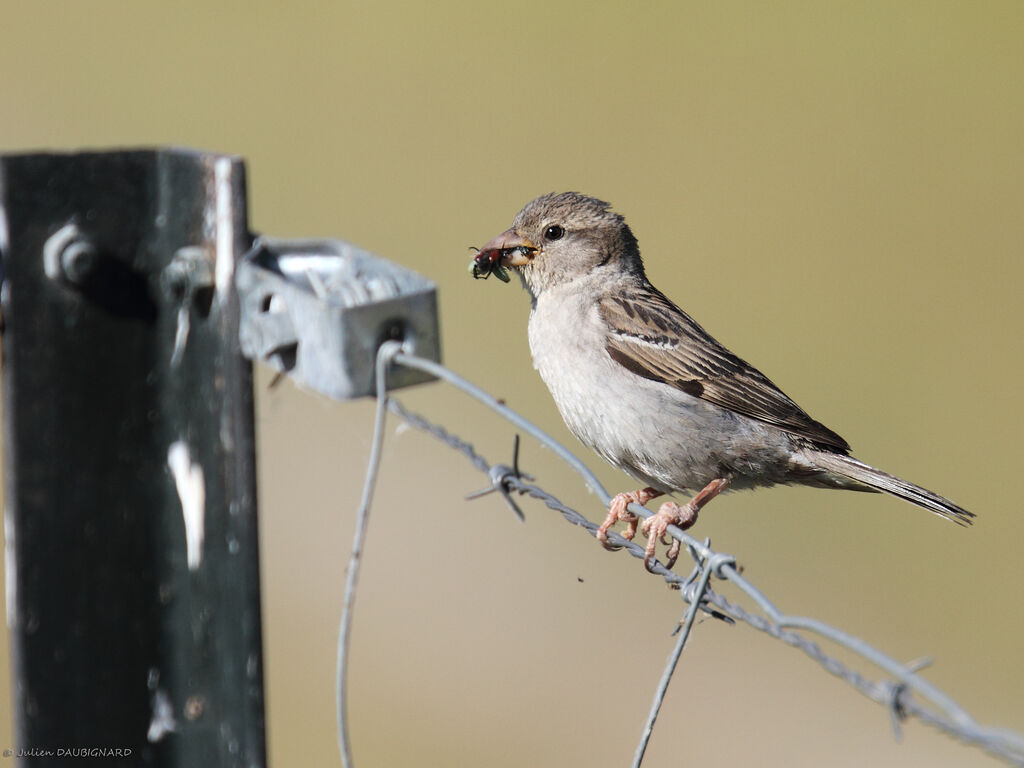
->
(163, 246, 214, 298)
(60, 240, 98, 284)
(42, 222, 98, 287)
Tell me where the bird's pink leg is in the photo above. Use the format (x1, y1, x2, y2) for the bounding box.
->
(596, 487, 662, 551)
(641, 478, 732, 571)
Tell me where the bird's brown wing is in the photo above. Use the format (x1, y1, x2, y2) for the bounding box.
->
(598, 286, 851, 452)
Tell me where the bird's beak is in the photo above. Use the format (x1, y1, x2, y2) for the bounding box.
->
(480, 229, 536, 266)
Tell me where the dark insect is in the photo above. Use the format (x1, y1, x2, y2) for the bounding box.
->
(467, 245, 534, 282)
(468, 247, 509, 282)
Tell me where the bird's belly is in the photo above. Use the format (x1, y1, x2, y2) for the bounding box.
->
(528, 306, 796, 494)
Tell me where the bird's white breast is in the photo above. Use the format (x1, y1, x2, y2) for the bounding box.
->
(526, 279, 797, 493)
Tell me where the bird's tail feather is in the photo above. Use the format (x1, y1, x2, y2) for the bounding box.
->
(806, 451, 975, 527)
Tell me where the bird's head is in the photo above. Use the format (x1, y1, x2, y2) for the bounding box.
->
(474, 192, 643, 297)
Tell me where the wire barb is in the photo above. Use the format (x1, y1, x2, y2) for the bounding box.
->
(464, 434, 533, 521)
(669, 541, 737, 631)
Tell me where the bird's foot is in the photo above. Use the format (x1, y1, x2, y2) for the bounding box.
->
(597, 487, 661, 551)
(639, 501, 699, 571)
(640, 478, 732, 571)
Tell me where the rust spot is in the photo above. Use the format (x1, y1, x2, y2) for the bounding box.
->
(184, 695, 205, 721)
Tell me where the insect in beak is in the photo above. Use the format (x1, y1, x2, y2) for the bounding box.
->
(467, 245, 535, 282)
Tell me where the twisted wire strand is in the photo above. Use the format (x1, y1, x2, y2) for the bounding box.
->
(336, 346, 1024, 767)
(378, 353, 1024, 767)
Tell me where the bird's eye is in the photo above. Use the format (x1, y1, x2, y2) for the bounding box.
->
(544, 224, 565, 241)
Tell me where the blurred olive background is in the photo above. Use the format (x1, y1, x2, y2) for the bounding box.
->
(2, 2, 1023, 766)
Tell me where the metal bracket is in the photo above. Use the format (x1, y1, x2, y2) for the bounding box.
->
(237, 236, 440, 399)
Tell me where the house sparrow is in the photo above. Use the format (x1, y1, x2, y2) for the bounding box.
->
(473, 192, 973, 570)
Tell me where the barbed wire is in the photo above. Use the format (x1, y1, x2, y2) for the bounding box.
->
(337, 341, 1024, 767)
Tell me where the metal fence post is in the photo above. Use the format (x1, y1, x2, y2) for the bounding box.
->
(0, 149, 266, 766)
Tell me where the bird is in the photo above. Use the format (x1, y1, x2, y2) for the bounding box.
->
(472, 192, 974, 571)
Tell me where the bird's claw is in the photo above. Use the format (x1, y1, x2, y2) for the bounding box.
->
(596, 491, 643, 549)
(641, 500, 699, 572)
(597, 487, 659, 551)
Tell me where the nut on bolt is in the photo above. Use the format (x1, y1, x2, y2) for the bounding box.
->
(43, 222, 98, 286)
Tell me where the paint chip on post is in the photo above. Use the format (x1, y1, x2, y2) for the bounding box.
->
(147, 688, 177, 742)
(146, 667, 177, 743)
(167, 441, 206, 570)
(214, 156, 235, 309)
